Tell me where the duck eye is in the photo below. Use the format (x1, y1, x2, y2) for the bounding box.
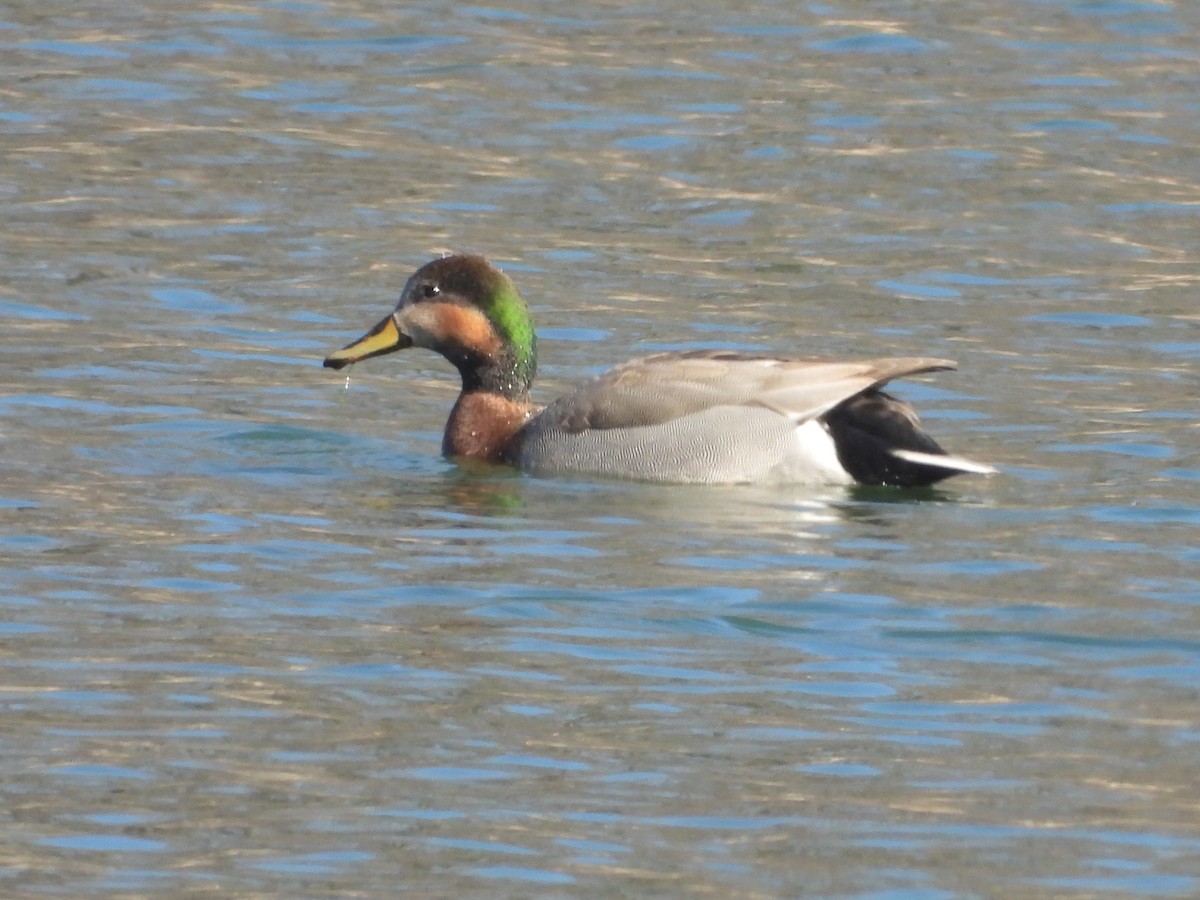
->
(421, 283, 440, 299)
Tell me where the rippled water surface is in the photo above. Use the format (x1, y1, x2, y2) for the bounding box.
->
(4, 0, 1200, 895)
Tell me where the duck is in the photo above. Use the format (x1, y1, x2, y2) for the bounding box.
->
(323, 254, 996, 487)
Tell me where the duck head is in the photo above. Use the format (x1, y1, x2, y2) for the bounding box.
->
(323, 254, 537, 399)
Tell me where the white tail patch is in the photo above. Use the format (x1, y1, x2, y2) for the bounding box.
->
(890, 449, 997, 476)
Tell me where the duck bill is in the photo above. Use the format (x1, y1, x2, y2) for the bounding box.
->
(323, 314, 412, 370)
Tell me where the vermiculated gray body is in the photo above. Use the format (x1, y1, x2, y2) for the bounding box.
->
(507, 350, 994, 486)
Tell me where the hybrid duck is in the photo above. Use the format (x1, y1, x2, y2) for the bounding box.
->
(324, 254, 995, 487)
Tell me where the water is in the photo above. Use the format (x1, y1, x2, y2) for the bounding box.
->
(3, 0, 1200, 895)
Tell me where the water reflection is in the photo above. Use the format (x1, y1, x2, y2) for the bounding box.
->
(3, 0, 1200, 894)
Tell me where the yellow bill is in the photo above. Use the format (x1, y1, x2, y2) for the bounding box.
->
(323, 314, 412, 370)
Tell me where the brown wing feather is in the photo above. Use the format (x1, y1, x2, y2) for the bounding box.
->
(543, 350, 956, 434)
